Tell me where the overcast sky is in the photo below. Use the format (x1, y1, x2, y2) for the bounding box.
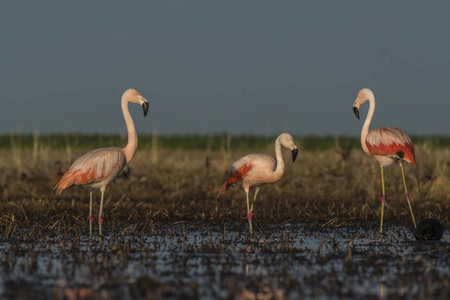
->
(1, 1, 449, 136)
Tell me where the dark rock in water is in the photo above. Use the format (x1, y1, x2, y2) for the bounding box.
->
(414, 219, 444, 241)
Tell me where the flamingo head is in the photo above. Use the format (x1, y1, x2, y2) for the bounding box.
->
(278, 133, 299, 162)
(352, 88, 374, 120)
(123, 89, 149, 117)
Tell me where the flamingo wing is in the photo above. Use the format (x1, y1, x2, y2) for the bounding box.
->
(217, 158, 254, 197)
(366, 127, 416, 166)
(54, 147, 126, 194)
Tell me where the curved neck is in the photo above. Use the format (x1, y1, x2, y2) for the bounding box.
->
(121, 97, 138, 163)
(361, 97, 375, 155)
(272, 137, 285, 180)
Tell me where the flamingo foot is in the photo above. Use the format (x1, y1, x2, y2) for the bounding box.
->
(247, 210, 253, 221)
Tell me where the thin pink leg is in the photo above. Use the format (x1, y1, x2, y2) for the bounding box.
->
(247, 188, 259, 233)
(245, 190, 253, 234)
(380, 166, 385, 233)
(247, 210, 253, 222)
(99, 190, 105, 236)
(405, 193, 417, 228)
(400, 163, 416, 228)
(89, 190, 93, 237)
(380, 194, 385, 233)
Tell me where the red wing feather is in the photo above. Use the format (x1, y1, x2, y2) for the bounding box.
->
(366, 128, 416, 166)
(217, 163, 253, 197)
(54, 166, 108, 195)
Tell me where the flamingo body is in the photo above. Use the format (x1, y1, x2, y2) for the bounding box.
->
(54, 88, 149, 236)
(218, 153, 283, 197)
(54, 148, 126, 193)
(217, 133, 298, 233)
(366, 127, 416, 167)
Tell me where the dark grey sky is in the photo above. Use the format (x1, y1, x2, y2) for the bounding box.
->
(1, 1, 449, 136)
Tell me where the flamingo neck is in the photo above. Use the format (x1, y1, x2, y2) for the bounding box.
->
(121, 97, 138, 163)
(272, 137, 285, 180)
(361, 97, 375, 156)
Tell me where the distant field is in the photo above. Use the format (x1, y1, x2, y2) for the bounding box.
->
(3, 133, 450, 151)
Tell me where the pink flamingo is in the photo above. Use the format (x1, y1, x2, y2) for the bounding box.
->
(217, 133, 298, 233)
(352, 88, 416, 233)
(54, 89, 149, 236)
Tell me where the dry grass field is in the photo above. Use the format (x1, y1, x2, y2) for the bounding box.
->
(0, 140, 449, 236)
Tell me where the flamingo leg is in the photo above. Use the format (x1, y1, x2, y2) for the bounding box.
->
(400, 163, 417, 228)
(99, 190, 105, 236)
(245, 189, 253, 234)
(250, 187, 260, 212)
(247, 187, 260, 235)
(89, 189, 93, 237)
(380, 166, 386, 233)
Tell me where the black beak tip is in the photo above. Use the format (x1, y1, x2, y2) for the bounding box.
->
(292, 148, 298, 162)
(352, 107, 360, 119)
(142, 102, 149, 117)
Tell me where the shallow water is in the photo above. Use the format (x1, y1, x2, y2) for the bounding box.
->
(0, 223, 448, 299)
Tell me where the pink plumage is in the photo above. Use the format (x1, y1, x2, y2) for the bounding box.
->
(365, 127, 416, 167)
(55, 89, 149, 237)
(366, 127, 416, 166)
(352, 88, 417, 233)
(54, 148, 126, 194)
(217, 133, 298, 234)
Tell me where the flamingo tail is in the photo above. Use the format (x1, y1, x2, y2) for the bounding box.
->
(217, 182, 229, 198)
(54, 170, 79, 195)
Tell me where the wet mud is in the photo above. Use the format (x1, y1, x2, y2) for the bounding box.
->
(0, 222, 448, 299)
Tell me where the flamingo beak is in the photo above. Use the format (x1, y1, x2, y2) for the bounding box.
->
(291, 148, 298, 162)
(353, 107, 360, 119)
(142, 102, 149, 117)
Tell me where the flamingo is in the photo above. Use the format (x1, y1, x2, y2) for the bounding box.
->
(54, 89, 149, 236)
(217, 133, 298, 234)
(352, 88, 416, 233)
